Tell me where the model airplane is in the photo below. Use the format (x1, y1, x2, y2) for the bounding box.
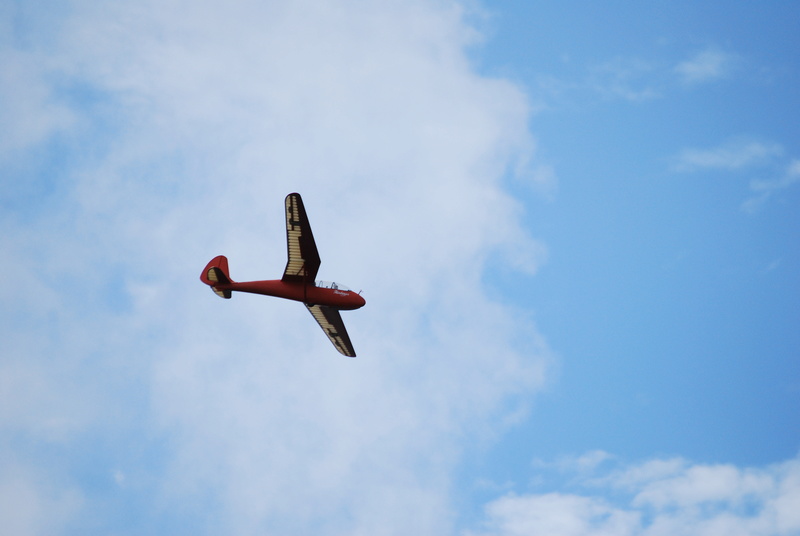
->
(200, 192, 365, 357)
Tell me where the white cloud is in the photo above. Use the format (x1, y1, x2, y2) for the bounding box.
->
(531, 450, 615, 478)
(1, 0, 550, 534)
(588, 57, 660, 101)
(675, 47, 736, 85)
(0, 456, 83, 536)
(628, 463, 773, 509)
(471, 493, 640, 536)
(673, 140, 783, 172)
(742, 159, 800, 213)
(672, 139, 799, 212)
(471, 453, 800, 536)
(0, 51, 75, 162)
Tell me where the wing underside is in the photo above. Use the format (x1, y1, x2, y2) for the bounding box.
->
(305, 304, 356, 357)
(282, 193, 321, 283)
(284, 193, 356, 357)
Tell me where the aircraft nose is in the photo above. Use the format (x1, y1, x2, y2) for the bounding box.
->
(354, 292, 366, 308)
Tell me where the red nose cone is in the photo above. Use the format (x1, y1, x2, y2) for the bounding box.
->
(354, 293, 366, 309)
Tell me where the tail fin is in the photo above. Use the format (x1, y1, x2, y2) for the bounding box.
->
(200, 255, 233, 299)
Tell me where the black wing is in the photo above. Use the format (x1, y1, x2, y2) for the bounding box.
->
(282, 193, 321, 283)
(305, 304, 357, 357)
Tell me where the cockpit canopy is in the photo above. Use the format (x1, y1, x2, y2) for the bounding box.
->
(315, 280, 351, 291)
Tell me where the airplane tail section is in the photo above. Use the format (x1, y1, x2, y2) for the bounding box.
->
(200, 255, 233, 299)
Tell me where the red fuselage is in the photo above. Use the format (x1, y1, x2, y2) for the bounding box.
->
(214, 280, 366, 310)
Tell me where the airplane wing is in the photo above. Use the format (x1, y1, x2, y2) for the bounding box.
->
(305, 304, 357, 357)
(282, 193, 321, 283)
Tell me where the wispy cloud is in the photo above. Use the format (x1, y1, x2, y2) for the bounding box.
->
(0, 49, 75, 160)
(470, 453, 800, 536)
(674, 47, 736, 85)
(673, 139, 783, 172)
(533, 46, 737, 109)
(532, 450, 615, 476)
(0, 456, 83, 536)
(588, 57, 660, 101)
(672, 139, 799, 212)
(743, 159, 800, 213)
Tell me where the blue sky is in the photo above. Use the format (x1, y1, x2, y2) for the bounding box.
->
(474, 0, 800, 464)
(2, 1, 798, 535)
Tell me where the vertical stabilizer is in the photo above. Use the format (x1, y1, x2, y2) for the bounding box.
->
(200, 255, 233, 299)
